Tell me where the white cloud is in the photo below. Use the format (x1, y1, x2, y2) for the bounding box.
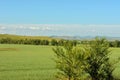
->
(0, 26, 6, 29)
(0, 24, 120, 37)
(29, 26, 40, 30)
(88, 29, 96, 33)
(42, 27, 53, 31)
(18, 26, 27, 29)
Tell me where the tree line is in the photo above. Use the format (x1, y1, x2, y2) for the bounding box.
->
(0, 37, 78, 46)
(0, 37, 120, 47)
(81, 40, 120, 47)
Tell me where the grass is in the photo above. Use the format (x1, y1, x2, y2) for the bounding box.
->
(0, 44, 120, 80)
(0, 44, 56, 80)
(110, 48, 120, 79)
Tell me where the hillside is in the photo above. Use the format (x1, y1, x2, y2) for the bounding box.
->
(0, 34, 58, 41)
(1, 34, 120, 41)
(51, 36, 120, 41)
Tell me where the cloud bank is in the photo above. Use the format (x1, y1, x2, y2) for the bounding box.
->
(0, 24, 120, 37)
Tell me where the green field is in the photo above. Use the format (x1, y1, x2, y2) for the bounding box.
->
(0, 44, 120, 80)
(0, 44, 56, 80)
(109, 48, 120, 79)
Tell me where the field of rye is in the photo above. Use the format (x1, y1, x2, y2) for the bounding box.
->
(0, 44, 120, 80)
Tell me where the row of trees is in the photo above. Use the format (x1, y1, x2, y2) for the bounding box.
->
(0, 37, 78, 46)
(0, 38, 49, 45)
(81, 40, 120, 47)
(109, 40, 120, 47)
(53, 38, 119, 80)
(0, 37, 120, 47)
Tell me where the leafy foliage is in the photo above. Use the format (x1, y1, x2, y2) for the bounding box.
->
(84, 38, 115, 80)
(53, 41, 88, 80)
(53, 38, 119, 80)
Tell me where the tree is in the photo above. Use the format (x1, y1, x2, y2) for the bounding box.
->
(53, 38, 118, 80)
(53, 41, 89, 80)
(72, 40, 78, 46)
(41, 40, 49, 45)
(109, 40, 120, 47)
(84, 38, 115, 80)
(51, 39, 58, 46)
(58, 39, 65, 46)
(33, 39, 41, 45)
(114, 40, 120, 47)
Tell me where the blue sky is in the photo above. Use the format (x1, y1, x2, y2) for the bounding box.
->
(0, 0, 120, 36)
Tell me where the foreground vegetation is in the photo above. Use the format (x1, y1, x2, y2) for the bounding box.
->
(0, 34, 120, 80)
(53, 38, 118, 80)
(0, 44, 120, 80)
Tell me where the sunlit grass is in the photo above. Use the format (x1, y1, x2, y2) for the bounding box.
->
(0, 44, 56, 80)
(0, 44, 120, 80)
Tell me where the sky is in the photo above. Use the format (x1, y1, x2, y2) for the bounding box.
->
(0, 0, 120, 37)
